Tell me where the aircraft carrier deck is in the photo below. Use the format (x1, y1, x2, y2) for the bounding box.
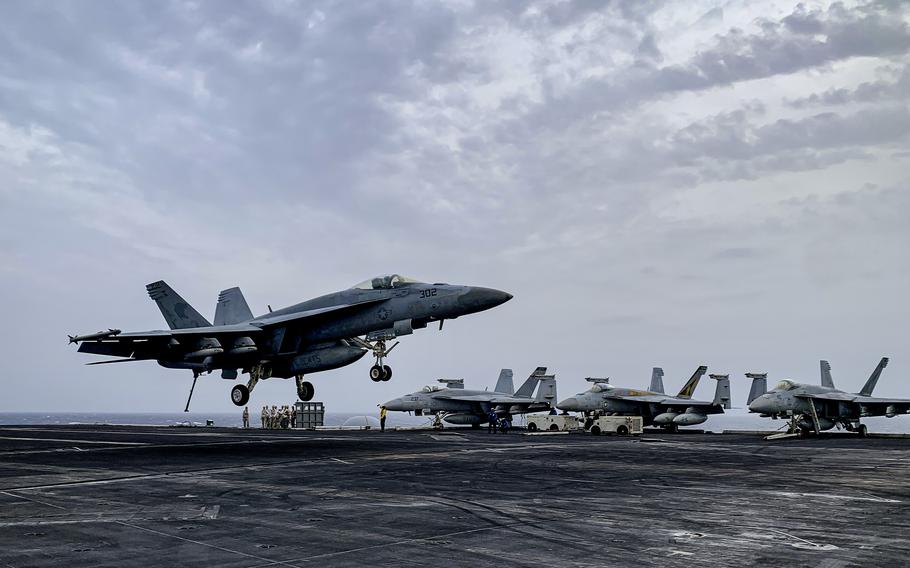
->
(1, 425, 908, 567)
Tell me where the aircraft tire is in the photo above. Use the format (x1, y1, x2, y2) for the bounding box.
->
(590, 425, 601, 436)
(231, 385, 249, 407)
(527, 422, 538, 432)
(617, 425, 629, 436)
(381, 365, 393, 381)
(857, 423, 868, 437)
(297, 381, 314, 402)
(369, 365, 383, 382)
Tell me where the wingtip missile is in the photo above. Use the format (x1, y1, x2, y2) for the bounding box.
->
(68, 329, 121, 344)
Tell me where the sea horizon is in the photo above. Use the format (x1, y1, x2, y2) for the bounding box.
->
(2, 409, 909, 433)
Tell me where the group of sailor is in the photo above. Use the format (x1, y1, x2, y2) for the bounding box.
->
(242, 405, 297, 429)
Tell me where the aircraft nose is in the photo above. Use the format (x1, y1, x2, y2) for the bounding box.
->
(748, 395, 773, 414)
(383, 398, 406, 411)
(557, 397, 579, 412)
(457, 287, 513, 314)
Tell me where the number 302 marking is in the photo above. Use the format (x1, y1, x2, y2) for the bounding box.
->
(419, 288, 437, 299)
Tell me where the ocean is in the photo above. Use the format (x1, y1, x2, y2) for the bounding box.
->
(2, 409, 909, 433)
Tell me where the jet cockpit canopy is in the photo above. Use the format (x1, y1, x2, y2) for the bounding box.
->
(421, 385, 444, 393)
(351, 274, 420, 290)
(774, 380, 798, 391)
(589, 383, 613, 394)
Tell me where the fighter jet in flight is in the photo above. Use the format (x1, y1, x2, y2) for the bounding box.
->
(557, 366, 731, 430)
(747, 358, 910, 437)
(69, 274, 511, 408)
(382, 367, 557, 427)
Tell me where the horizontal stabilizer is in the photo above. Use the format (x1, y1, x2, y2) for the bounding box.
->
(146, 281, 211, 330)
(214, 287, 254, 326)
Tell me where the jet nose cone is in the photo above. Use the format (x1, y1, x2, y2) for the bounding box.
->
(383, 398, 406, 411)
(748, 395, 773, 414)
(557, 397, 579, 412)
(457, 287, 513, 314)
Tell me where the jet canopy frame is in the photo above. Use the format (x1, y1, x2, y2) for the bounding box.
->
(350, 274, 420, 290)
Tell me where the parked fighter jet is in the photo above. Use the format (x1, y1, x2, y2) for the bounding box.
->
(69, 274, 512, 408)
(383, 367, 557, 427)
(557, 366, 731, 430)
(747, 358, 910, 436)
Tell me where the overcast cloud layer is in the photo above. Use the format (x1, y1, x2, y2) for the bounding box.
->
(2, 0, 909, 412)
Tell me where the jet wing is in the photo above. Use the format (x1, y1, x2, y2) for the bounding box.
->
(76, 323, 263, 358)
(73, 299, 388, 358)
(433, 394, 531, 404)
(799, 393, 910, 410)
(795, 392, 861, 403)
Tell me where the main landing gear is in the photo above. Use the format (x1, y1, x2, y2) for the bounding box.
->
(231, 364, 271, 407)
(296, 375, 314, 402)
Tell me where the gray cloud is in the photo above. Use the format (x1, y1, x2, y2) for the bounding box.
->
(2, 0, 909, 411)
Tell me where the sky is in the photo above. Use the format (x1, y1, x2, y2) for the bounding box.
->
(1, 0, 909, 413)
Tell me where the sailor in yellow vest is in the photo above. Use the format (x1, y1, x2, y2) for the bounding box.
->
(379, 405, 388, 432)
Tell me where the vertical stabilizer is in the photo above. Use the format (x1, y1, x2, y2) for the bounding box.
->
(535, 376, 557, 405)
(146, 281, 211, 330)
(745, 373, 767, 404)
(709, 374, 732, 409)
(820, 360, 835, 388)
(676, 365, 708, 399)
(214, 287, 254, 325)
(515, 367, 545, 398)
(650, 367, 665, 394)
(859, 357, 889, 397)
(494, 369, 514, 394)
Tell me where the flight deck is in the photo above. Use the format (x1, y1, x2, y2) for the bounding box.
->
(1, 425, 908, 567)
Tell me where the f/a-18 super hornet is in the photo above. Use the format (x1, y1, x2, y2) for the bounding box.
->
(747, 358, 910, 437)
(69, 274, 512, 408)
(382, 367, 557, 427)
(557, 366, 731, 430)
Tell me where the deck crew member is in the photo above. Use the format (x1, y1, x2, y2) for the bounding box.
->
(379, 405, 388, 432)
(242, 406, 250, 428)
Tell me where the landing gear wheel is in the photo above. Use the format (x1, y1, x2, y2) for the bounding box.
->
(369, 365, 383, 382)
(231, 385, 249, 406)
(381, 365, 393, 381)
(857, 423, 868, 437)
(297, 381, 315, 402)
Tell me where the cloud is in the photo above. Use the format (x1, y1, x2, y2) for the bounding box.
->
(1, 0, 909, 411)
